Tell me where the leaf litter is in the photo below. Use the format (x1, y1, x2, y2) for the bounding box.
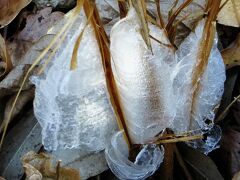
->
(0, 0, 239, 179)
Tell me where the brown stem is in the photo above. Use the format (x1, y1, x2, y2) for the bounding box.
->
(83, 0, 132, 147)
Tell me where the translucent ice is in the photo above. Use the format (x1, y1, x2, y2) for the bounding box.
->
(105, 131, 164, 180)
(110, 8, 176, 144)
(32, 13, 118, 151)
(172, 20, 226, 133)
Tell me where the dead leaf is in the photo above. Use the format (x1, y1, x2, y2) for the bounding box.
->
(0, 34, 12, 80)
(233, 170, 240, 180)
(22, 151, 81, 180)
(6, 40, 32, 66)
(18, 7, 64, 42)
(23, 163, 43, 180)
(215, 68, 239, 122)
(177, 143, 224, 180)
(211, 129, 240, 179)
(0, 0, 31, 28)
(0, 88, 34, 133)
(6, 8, 63, 65)
(0, 65, 36, 98)
(222, 33, 240, 69)
(217, 0, 240, 27)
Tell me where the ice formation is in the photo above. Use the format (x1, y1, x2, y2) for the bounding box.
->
(32, 13, 118, 151)
(106, 7, 225, 179)
(105, 131, 164, 180)
(110, 8, 176, 144)
(32, 2, 225, 179)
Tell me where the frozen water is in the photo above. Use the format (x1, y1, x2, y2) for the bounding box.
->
(110, 8, 176, 144)
(32, 13, 118, 151)
(105, 131, 164, 180)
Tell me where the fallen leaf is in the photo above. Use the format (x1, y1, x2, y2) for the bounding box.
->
(22, 151, 81, 180)
(222, 33, 240, 69)
(0, 88, 34, 133)
(0, 0, 31, 28)
(0, 112, 42, 179)
(0, 65, 36, 98)
(215, 68, 239, 122)
(233, 170, 240, 180)
(217, 0, 240, 27)
(0, 34, 12, 80)
(18, 7, 64, 42)
(211, 129, 240, 179)
(177, 143, 224, 180)
(23, 163, 43, 180)
(6, 40, 32, 67)
(0, 34, 55, 99)
(7, 8, 63, 65)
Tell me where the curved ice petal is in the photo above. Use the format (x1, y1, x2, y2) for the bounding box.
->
(105, 131, 164, 180)
(187, 125, 222, 154)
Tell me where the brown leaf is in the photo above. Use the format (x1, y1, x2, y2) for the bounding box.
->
(233, 170, 240, 180)
(221, 33, 240, 69)
(211, 129, 240, 179)
(23, 163, 43, 180)
(0, 34, 12, 80)
(18, 7, 64, 42)
(21, 151, 81, 180)
(6, 8, 63, 65)
(0, 88, 34, 133)
(178, 143, 224, 180)
(0, 0, 31, 28)
(217, 0, 240, 27)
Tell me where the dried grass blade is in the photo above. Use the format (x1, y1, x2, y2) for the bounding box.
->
(155, 0, 165, 28)
(70, 8, 94, 70)
(190, 0, 221, 129)
(0, 34, 12, 80)
(166, 0, 193, 39)
(132, 0, 152, 50)
(83, 0, 132, 147)
(154, 134, 203, 144)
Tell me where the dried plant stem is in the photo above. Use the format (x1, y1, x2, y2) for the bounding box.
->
(165, 0, 193, 37)
(215, 94, 240, 122)
(154, 134, 203, 144)
(83, 0, 132, 148)
(190, 0, 221, 129)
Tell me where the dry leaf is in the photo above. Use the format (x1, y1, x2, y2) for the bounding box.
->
(217, 0, 240, 27)
(22, 151, 81, 180)
(0, 0, 31, 28)
(18, 7, 64, 42)
(7, 8, 63, 65)
(233, 170, 240, 180)
(0, 34, 12, 80)
(0, 88, 34, 133)
(23, 163, 43, 180)
(221, 33, 240, 69)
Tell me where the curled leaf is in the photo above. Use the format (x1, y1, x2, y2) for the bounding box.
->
(217, 0, 240, 27)
(0, 35, 12, 80)
(221, 33, 240, 69)
(21, 151, 81, 180)
(23, 163, 43, 180)
(0, 0, 31, 28)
